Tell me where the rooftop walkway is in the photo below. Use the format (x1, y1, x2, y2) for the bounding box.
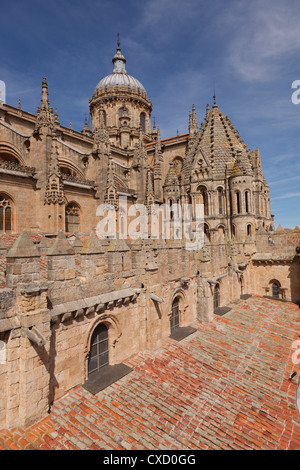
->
(1, 296, 300, 450)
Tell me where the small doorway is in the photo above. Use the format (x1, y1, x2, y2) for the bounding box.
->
(170, 298, 180, 334)
(214, 283, 220, 312)
(88, 323, 109, 377)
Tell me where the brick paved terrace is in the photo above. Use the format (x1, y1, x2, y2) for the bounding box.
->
(1, 295, 300, 450)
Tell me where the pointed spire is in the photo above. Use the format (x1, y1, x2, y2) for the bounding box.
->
(35, 76, 54, 134)
(41, 76, 50, 108)
(164, 162, 180, 187)
(81, 114, 91, 136)
(145, 168, 155, 208)
(93, 104, 111, 155)
(153, 125, 163, 200)
(206, 104, 210, 120)
(132, 127, 147, 168)
(104, 156, 118, 209)
(54, 108, 59, 124)
(156, 125, 161, 152)
(189, 104, 197, 134)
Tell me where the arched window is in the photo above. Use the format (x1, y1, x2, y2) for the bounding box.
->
(140, 112, 146, 133)
(236, 191, 241, 214)
(170, 297, 180, 333)
(217, 188, 224, 215)
(88, 323, 109, 376)
(172, 157, 183, 174)
(204, 223, 210, 241)
(197, 186, 208, 216)
(60, 166, 80, 178)
(232, 224, 236, 239)
(119, 107, 128, 118)
(214, 283, 220, 312)
(65, 203, 80, 233)
(245, 190, 250, 213)
(0, 194, 12, 233)
(247, 224, 252, 237)
(102, 110, 107, 127)
(272, 282, 280, 299)
(0, 152, 21, 165)
(169, 199, 173, 220)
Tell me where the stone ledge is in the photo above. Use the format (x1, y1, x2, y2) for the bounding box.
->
(50, 287, 141, 320)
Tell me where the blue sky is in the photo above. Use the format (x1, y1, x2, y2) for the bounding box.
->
(1, 0, 300, 228)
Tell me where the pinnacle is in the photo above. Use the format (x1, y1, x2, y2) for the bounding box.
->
(6, 231, 40, 258)
(47, 231, 75, 256)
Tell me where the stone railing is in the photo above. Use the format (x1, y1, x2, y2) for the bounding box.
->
(0, 159, 36, 177)
(61, 173, 95, 188)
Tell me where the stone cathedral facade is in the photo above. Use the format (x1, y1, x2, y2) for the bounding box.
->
(0, 42, 299, 429)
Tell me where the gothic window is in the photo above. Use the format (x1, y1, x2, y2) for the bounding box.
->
(170, 297, 180, 333)
(0, 152, 21, 165)
(60, 166, 76, 177)
(65, 203, 80, 233)
(88, 323, 109, 376)
(0, 194, 12, 233)
(140, 112, 146, 133)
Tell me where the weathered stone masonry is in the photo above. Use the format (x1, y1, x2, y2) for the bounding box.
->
(0, 41, 299, 430)
(0, 226, 299, 429)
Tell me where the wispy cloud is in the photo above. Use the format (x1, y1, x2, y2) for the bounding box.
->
(224, 0, 300, 82)
(272, 191, 300, 200)
(269, 175, 300, 186)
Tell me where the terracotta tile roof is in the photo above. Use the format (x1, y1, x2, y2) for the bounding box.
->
(1, 296, 300, 450)
(146, 133, 189, 149)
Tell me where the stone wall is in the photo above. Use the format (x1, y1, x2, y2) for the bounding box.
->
(0, 229, 299, 430)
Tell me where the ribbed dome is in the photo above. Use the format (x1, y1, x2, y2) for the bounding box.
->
(94, 42, 146, 94)
(95, 73, 146, 93)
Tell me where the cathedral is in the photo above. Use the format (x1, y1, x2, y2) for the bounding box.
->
(0, 41, 299, 430)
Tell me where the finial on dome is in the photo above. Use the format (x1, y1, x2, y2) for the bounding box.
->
(112, 34, 127, 73)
